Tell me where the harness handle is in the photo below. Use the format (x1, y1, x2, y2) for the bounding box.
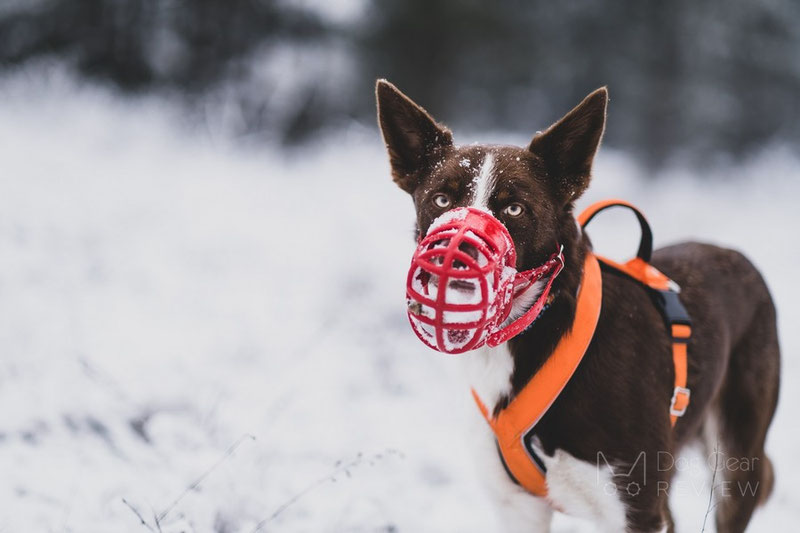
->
(577, 199, 653, 262)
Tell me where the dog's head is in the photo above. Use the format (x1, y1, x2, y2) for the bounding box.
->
(376, 80, 607, 272)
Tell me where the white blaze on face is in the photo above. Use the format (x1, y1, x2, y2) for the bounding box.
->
(471, 152, 496, 211)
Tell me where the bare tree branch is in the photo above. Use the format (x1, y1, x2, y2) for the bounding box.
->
(157, 433, 256, 522)
(251, 448, 404, 532)
(121, 498, 156, 532)
(701, 442, 722, 532)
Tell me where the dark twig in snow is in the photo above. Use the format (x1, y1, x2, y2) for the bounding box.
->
(251, 448, 404, 532)
(701, 441, 722, 532)
(121, 498, 156, 532)
(152, 508, 164, 533)
(79, 356, 138, 406)
(157, 433, 256, 522)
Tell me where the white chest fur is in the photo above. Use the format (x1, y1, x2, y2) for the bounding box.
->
(463, 343, 515, 412)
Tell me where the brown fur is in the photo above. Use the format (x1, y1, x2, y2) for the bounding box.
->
(377, 79, 780, 532)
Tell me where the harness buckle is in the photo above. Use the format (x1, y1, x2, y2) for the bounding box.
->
(670, 386, 691, 417)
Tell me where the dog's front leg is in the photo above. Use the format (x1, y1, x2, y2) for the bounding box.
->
(485, 477, 554, 533)
(468, 410, 553, 532)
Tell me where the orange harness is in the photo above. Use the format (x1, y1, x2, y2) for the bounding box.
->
(472, 200, 692, 497)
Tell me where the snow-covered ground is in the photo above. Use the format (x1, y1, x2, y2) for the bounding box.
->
(1, 78, 798, 533)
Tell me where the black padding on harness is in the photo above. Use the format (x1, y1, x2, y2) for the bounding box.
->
(495, 432, 547, 488)
(652, 289, 692, 329)
(496, 441, 520, 486)
(523, 430, 548, 474)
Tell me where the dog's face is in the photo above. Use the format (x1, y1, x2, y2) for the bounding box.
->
(376, 80, 607, 270)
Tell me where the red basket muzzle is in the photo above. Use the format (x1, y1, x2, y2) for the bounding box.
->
(406, 207, 564, 354)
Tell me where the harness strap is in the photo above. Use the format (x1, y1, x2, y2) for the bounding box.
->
(579, 200, 692, 428)
(472, 252, 602, 496)
(471, 199, 694, 500)
(578, 198, 653, 262)
(669, 323, 691, 425)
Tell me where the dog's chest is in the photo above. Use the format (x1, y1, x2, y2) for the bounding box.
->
(463, 345, 629, 530)
(463, 344, 515, 411)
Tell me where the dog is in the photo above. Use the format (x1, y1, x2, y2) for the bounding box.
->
(376, 79, 780, 532)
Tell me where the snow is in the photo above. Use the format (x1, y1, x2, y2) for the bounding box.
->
(1, 78, 799, 532)
(427, 208, 469, 233)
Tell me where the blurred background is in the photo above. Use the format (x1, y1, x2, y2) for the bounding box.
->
(1, 1, 799, 532)
(2, 0, 799, 166)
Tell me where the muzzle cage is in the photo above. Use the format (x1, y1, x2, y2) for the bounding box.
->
(407, 207, 564, 354)
(406, 208, 515, 353)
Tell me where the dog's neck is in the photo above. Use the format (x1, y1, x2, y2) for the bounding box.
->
(465, 210, 590, 416)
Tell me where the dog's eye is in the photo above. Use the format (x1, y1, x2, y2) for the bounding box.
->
(503, 203, 524, 217)
(433, 194, 451, 209)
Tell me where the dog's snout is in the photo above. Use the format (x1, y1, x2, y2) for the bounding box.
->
(459, 241, 480, 260)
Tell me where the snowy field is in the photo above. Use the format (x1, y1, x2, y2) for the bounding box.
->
(1, 77, 799, 533)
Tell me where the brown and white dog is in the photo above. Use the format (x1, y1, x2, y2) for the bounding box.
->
(376, 80, 780, 532)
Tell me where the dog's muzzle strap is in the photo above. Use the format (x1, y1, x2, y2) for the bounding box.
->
(486, 246, 565, 347)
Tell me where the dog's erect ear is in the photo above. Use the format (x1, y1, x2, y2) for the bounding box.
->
(376, 79, 453, 194)
(528, 88, 608, 205)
